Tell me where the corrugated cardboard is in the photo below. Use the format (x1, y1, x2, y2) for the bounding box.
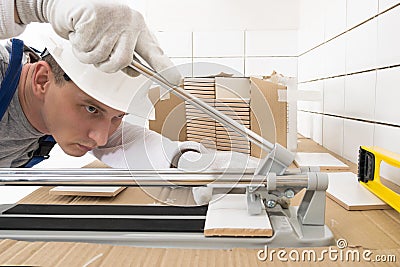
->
(148, 86, 187, 142)
(19, 186, 196, 206)
(250, 77, 287, 158)
(3, 236, 398, 267)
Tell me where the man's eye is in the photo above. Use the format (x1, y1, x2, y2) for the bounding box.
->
(85, 106, 97, 114)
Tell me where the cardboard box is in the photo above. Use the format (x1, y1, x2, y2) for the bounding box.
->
(250, 77, 287, 158)
(148, 86, 187, 142)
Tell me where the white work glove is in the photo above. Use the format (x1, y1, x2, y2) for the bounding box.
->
(178, 150, 261, 205)
(91, 122, 205, 170)
(15, 0, 182, 85)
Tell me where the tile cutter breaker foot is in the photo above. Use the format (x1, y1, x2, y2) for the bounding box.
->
(0, 61, 334, 247)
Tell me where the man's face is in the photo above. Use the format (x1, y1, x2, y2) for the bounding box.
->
(41, 79, 125, 157)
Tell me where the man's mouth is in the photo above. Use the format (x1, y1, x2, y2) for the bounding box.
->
(77, 144, 95, 152)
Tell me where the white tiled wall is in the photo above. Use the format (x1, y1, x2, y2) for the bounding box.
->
(156, 30, 298, 78)
(323, 77, 345, 116)
(344, 71, 376, 121)
(345, 18, 378, 74)
(324, 0, 347, 41)
(322, 116, 344, 156)
(375, 66, 400, 125)
(377, 6, 400, 68)
(346, 0, 379, 29)
(343, 119, 374, 163)
(374, 124, 400, 184)
(298, 0, 400, 165)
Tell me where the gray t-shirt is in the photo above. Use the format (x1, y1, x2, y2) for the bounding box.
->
(0, 44, 44, 167)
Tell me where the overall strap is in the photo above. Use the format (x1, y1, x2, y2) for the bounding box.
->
(23, 135, 56, 168)
(0, 38, 24, 120)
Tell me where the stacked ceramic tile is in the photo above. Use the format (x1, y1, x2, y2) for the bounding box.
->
(215, 77, 251, 154)
(184, 78, 217, 149)
(214, 99, 251, 154)
(184, 77, 251, 154)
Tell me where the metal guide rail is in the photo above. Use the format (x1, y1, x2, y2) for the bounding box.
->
(0, 168, 309, 187)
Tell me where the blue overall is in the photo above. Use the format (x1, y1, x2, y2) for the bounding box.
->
(0, 39, 56, 167)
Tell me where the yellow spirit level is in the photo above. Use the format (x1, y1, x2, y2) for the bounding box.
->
(358, 146, 400, 212)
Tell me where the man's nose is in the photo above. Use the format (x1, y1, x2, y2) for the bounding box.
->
(88, 121, 110, 147)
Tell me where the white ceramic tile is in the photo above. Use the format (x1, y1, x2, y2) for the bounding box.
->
(343, 119, 374, 163)
(379, 0, 400, 12)
(297, 46, 324, 82)
(193, 31, 244, 57)
(298, 0, 326, 53)
(297, 81, 323, 113)
(345, 19, 378, 73)
(245, 57, 297, 78)
(322, 35, 346, 77)
(0, 187, 39, 204)
(327, 172, 388, 209)
(344, 71, 376, 121)
(346, 0, 379, 29)
(146, 0, 299, 32)
(374, 124, 400, 155)
(193, 58, 244, 77)
(154, 31, 192, 57)
(322, 115, 344, 156)
(311, 113, 323, 145)
(169, 58, 193, 78)
(324, 0, 347, 40)
(374, 124, 400, 185)
(323, 77, 345, 116)
(297, 111, 312, 138)
(375, 67, 400, 126)
(297, 54, 309, 83)
(297, 83, 311, 112)
(377, 6, 400, 68)
(245, 30, 298, 56)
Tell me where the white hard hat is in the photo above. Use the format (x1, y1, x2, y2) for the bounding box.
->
(43, 33, 154, 118)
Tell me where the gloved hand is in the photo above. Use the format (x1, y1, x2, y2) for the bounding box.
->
(178, 150, 261, 205)
(15, 0, 182, 85)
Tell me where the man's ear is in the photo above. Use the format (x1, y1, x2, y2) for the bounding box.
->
(32, 61, 52, 98)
